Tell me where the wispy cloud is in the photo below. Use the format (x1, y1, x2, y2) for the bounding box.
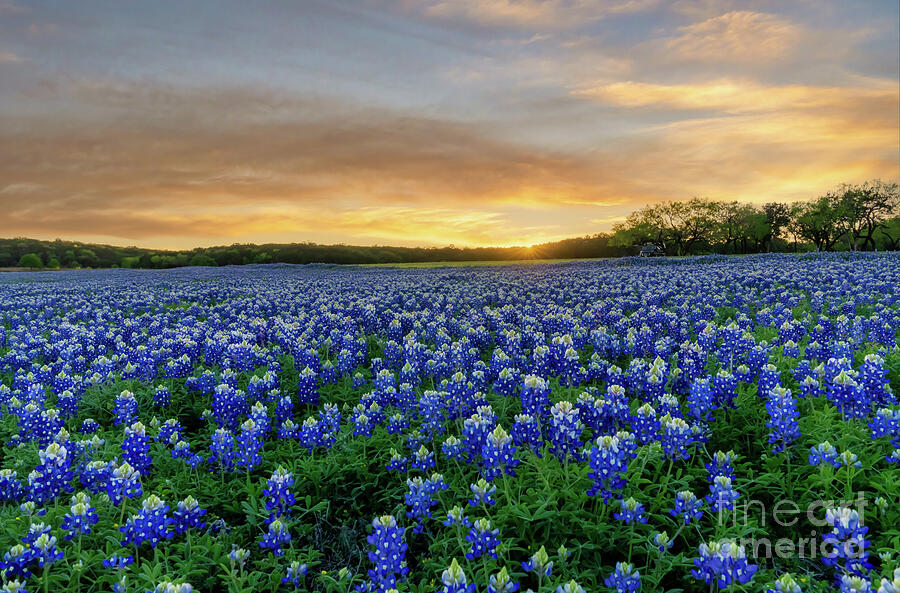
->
(403, 0, 656, 29)
(664, 11, 798, 62)
(0, 50, 22, 62)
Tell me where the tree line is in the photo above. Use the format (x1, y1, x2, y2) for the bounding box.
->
(2, 181, 897, 269)
(612, 180, 899, 255)
(0, 235, 632, 269)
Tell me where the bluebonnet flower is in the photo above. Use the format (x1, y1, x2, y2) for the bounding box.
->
(522, 545, 553, 577)
(838, 575, 873, 593)
(549, 401, 583, 461)
(294, 366, 319, 406)
(122, 422, 151, 475)
(860, 354, 894, 408)
(510, 414, 543, 455)
(278, 419, 299, 439)
(660, 416, 696, 461)
(1, 545, 36, 580)
(282, 561, 308, 589)
(838, 450, 862, 469)
(468, 478, 497, 507)
(822, 507, 871, 579)
(79, 460, 108, 494)
(411, 446, 436, 473)
(426, 473, 449, 496)
(766, 573, 802, 593)
(209, 384, 247, 432)
(405, 477, 438, 533)
(57, 389, 79, 419)
(0, 578, 28, 593)
(153, 385, 170, 408)
(172, 496, 206, 534)
(613, 497, 648, 524)
(298, 417, 321, 453)
(691, 539, 758, 589)
(586, 434, 630, 502)
(876, 568, 899, 593)
(102, 553, 134, 570)
(446, 371, 477, 420)
(272, 395, 293, 429)
(31, 532, 64, 568)
(869, 408, 900, 446)
(757, 364, 782, 398)
(440, 559, 475, 593)
(106, 460, 142, 506)
(228, 545, 250, 572)
(353, 413, 373, 438)
(481, 425, 519, 481)
(22, 521, 51, 547)
(386, 413, 408, 435)
(441, 436, 463, 461)
(800, 374, 822, 399)
(465, 518, 500, 560)
(443, 505, 472, 528)
(147, 581, 194, 593)
(263, 466, 295, 520)
(156, 419, 184, 446)
(249, 401, 272, 437)
(706, 476, 739, 512)
(670, 490, 704, 525)
(766, 387, 801, 453)
(386, 448, 408, 474)
(711, 369, 738, 409)
(121, 494, 173, 548)
(79, 418, 100, 434)
(487, 567, 520, 593)
(652, 531, 673, 553)
(605, 562, 641, 593)
(209, 428, 235, 471)
(705, 450, 736, 481)
(520, 375, 551, 421)
(556, 581, 586, 593)
(259, 518, 291, 556)
(236, 419, 263, 472)
(363, 515, 408, 592)
(61, 492, 98, 540)
(631, 403, 659, 444)
(461, 412, 494, 464)
(112, 390, 138, 427)
(828, 369, 869, 420)
(0, 469, 24, 503)
(493, 367, 518, 398)
(27, 442, 74, 505)
(809, 441, 840, 467)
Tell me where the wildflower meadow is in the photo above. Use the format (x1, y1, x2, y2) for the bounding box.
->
(0, 252, 898, 593)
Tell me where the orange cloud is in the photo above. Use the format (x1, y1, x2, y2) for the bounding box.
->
(2, 73, 896, 248)
(575, 78, 899, 113)
(664, 11, 798, 62)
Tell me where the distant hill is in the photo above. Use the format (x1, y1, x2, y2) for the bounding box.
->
(0, 234, 629, 269)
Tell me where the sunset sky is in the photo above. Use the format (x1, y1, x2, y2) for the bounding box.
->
(1, 0, 898, 249)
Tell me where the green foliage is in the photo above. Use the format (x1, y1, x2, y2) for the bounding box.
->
(188, 254, 217, 267)
(17, 252, 42, 269)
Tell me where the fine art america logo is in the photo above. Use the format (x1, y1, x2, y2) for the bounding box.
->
(710, 491, 877, 560)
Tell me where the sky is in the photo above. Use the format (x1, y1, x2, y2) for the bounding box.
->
(1, 0, 898, 249)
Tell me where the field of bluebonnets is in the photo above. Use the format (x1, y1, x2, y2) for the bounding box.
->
(0, 253, 899, 593)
